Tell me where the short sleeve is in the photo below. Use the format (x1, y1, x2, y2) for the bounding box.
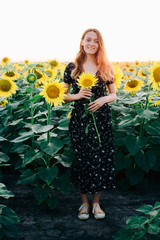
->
(106, 76, 114, 85)
(63, 62, 75, 84)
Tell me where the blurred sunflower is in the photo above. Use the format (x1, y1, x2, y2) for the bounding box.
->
(0, 77, 18, 97)
(112, 65, 123, 91)
(25, 68, 46, 85)
(40, 79, 66, 106)
(151, 100, 160, 106)
(77, 72, 98, 89)
(48, 60, 59, 67)
(0, 98, 8, 107)
(2, 70, 20, 81)
(137, 69, 147, 78)
(148, 63, 160, 90)
(134, 60, 140, 66)
(128, 66, 136, 72)
(1, 57, 10, 65)
(45, 67, 57, 79)
(26, 73, 37, 84)
(124, 78, 144, 94)
(24, 60, 29, 64)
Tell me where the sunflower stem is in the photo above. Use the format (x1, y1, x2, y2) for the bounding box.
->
(139, 83, 151, 137)
(89, 99, 101, 145)
(47, 103, 51, 143)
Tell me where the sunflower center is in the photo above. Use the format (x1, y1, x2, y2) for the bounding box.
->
(5, 71, 15, 77)
(82, 79, 92, 87)
(127, 80, 138, 88)
(47, 86, 60, 98)
(153, 67, 160, 83)
(29, 76, 35, 81)
(0, 79, 11, 92)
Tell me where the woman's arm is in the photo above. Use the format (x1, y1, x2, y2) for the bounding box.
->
(63, 83, 92, 102)
(87, 83, 116, 112)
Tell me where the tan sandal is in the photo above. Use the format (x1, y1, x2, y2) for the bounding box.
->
(78, 203, 90, 220)
(92, 203, 105, 219)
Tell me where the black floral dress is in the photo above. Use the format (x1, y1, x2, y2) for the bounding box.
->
(63, 62, 117, 195)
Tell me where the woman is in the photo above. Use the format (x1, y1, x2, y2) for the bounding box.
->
(63, 28, 117, 220)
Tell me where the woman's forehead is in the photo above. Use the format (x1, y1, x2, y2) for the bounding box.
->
(84, 31, 98, 39)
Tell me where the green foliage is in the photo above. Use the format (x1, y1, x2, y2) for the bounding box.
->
(113, 201, 160, 240)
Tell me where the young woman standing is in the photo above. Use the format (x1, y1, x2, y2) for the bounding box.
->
(63, 28, 117, 220)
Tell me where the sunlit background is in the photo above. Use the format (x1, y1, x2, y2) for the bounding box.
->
(1, 0, 159, 63)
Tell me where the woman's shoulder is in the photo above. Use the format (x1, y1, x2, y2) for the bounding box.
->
(66, 62, 75, 70)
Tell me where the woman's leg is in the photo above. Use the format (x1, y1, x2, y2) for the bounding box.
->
(80, 192, 89, 204)
(92, 191, 102, 204)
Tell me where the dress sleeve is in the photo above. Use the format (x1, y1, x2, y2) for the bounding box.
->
(63, 62, 75, 84)
(106, 76, 114, 85)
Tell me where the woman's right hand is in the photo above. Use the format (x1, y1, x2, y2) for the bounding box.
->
(76, 88, 92, 100)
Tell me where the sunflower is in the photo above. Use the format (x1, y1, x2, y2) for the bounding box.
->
(24, 60, 29, 64)
(112, 65, 123, 91)
(134, 60, 140, 66)
(40, 79, 66, 106)
(1, 57, 10, 65)
(45, 67, 57, 79)
(77, 72, 98, 89)
(48, 60, 59, 67)
(124, 78, 144, 94)
(0, 77, 18, 97)
(24, 68, 46, 85)
(151, 100, 160, 106)
(148, 63, 160, 90)
(26, 73, 37, 84)
(137, 69, 147, 78)
(2, 70, 20, 81)
(0, 98, 8, 107)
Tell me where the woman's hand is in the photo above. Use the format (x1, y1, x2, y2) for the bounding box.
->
(76, 88, 92, 100)
(87, 97, 107, 112)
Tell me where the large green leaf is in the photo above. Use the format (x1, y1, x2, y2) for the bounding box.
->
(136, 204, 153, 214)
(125, 167, 144, 185)
(0, 183, 14, 199)
(17, 169, 38, 184)
(136, 109, 159, 120)
(135, 150, 157, 173)
(119, 115, 140, 128)
(148, 136, 160, 145)
(0, 205, 20, 225)
(0, 152, 9, 163)
(123, 135, 148, 156)
(53, 173, 71, 194)
(115, 150, 133, 171)
(46, 197, 58, 209)
(22, 149, 44, 167)
(33, 186, 50, 204)
(39, 139, 63, 156)
(38, 165, 58, 186)
(31, 124, 54, 133)
(11, 132, 34, 143)
(55, 147, 75, 167)
(0, 137, 7, 141)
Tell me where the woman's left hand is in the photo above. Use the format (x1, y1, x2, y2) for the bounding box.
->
(87, 97, 107, 112)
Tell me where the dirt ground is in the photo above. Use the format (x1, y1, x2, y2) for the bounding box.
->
(1, 168, 160, 240)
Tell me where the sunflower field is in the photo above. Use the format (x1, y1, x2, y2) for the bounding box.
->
(0, 57, 160, 238)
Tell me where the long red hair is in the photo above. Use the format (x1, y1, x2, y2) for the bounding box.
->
(71, 28, 114, 82)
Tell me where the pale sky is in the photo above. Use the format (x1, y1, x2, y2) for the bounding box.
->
(0, 0, 159, 63)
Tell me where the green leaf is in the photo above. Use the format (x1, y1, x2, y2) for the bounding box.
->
(136, 109, 159, 120)
(148, 136, 160, 145)
(38, 165, 58, 186)
(22, 149, 44, 167)
(53, 174, 71, 194)
(11, 132, 34, 143)
(148, 222, 160, 234)
(154, 201, 160, 209)
(0, 137, 7, 141)
(31, 124, 53, 133)
(33, 186, 50, 204)
(9, 118, 23, 126)
(115, 150, 133, 171)
(0, 152, 9, 163)
(135, 150, 157, 173)
(17, 169, 38, 184)
(55, 147, 75, 167)
(39, 139, 63, 156)
(46, 197, 58, 209)
(85, 124, 89, 134)
(123, 135, 148, 156)
(119, 115, 140, 128)
(125, 167, 144, 185)
(126, 216, 149, 228)
(29, 94, 42, 102)
(136, 204, 153, 214)
(0, 183, 14, 199)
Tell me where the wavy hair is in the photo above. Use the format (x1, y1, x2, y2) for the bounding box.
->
(71, 28, 114, 82)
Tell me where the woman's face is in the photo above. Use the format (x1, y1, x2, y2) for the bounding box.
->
(82, 31, 99, 55)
